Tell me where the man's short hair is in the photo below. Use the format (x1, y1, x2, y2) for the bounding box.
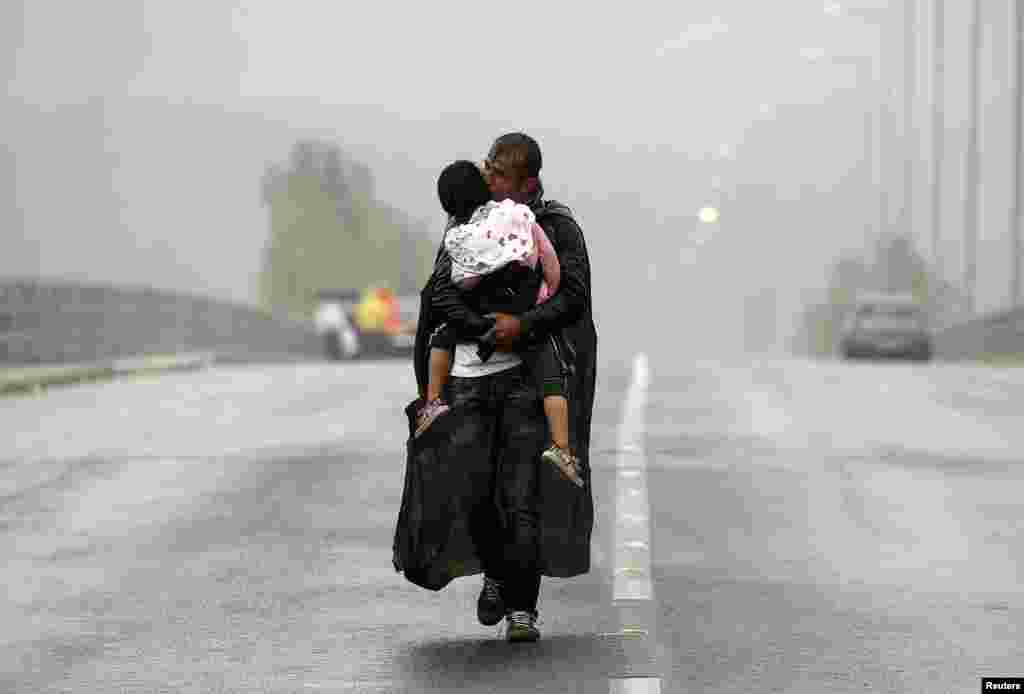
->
(437, 160, 491, 222)
(488, 132, 542, 180)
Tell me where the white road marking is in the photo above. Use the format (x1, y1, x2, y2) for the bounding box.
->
(610, 677, 662, 693)
(613, 353, 653, 602)
(609, 352, 661, 693)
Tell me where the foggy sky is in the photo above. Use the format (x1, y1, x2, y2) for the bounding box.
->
(3, 0, 898, 351)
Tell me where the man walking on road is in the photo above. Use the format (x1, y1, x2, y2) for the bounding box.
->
(408, 132, 598, 642)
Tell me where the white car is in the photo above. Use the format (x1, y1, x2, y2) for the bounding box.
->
(315, 297, 360, 360)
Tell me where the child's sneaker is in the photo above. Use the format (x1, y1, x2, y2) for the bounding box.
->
(541, 445, 584, 488)
(414, 398, 450, 438)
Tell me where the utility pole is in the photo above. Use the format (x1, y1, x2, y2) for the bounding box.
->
(964, 0, 981, 317)
(931, 0, 944, 289)
(903, 0, 916, 247)
(864, 105, 876, 260)
(1012, 0, 1024, 307)
(872, 25, 886, 269)
(820, 4, 888, 265)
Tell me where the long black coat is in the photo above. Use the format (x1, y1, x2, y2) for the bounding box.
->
(394, 194, 597, 590)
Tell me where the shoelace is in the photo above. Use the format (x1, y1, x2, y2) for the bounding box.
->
(495, 611, 542, 637)
(495, 618, 544, 638)
(483, 578, 502, 602)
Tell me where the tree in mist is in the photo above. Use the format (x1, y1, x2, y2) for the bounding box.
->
(871, 233, 967, 326)
(258, 140, 435, 318)
(793, 253, 872, 356)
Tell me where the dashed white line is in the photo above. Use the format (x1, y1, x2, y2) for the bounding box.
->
(610, 677, 662, 693)
(609, 352, 661, 693)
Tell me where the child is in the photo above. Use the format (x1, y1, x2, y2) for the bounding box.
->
(415, 160, 583, 488)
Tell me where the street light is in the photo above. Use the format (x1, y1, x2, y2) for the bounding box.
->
(698, 206, 720, 225)
(693, 144, 731, 235)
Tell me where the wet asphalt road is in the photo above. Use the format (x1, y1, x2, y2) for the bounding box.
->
(2, 351, 1023, 693)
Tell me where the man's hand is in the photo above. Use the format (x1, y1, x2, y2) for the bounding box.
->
(486, 312, 522, 350)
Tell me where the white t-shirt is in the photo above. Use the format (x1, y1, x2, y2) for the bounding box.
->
(450, 342, 522, 377)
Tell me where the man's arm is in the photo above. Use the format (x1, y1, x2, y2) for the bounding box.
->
(415, 222, 489, 397)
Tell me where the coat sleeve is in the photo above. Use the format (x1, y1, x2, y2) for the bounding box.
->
(414, 253, 495, 397)
(414, 279, 436, 399)
(431, 251, 493, 337)
(517, 214, 590, 341)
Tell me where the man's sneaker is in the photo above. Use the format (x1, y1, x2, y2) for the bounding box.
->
(505, 610, 540, 643)
(477, 576, 505, 626)
(414, 398, 450, 438)
(542, 445, 585, 488)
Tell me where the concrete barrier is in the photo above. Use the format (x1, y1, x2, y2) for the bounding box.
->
(0, 278, 325, 366)
(933, 305, 1024, 360)
(0, 352, 214, 396)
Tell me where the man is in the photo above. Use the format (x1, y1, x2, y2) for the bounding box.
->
(408, 132, 597, 643)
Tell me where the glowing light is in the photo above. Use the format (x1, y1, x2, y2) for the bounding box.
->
(698, 207, 720, 224)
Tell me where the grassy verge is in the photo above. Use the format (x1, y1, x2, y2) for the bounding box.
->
(975, 353, 1024, 367)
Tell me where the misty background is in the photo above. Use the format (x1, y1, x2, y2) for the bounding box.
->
(4, 0, 1017, 357)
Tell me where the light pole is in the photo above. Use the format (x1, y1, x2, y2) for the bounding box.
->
(822, 3, 899, 263)
(1013, 0, 1024, 307)
(801, 49, 882, 261)
(931, 0, 944, 287)
(903, 0, 917, 253)
(964, 0, 981, 316)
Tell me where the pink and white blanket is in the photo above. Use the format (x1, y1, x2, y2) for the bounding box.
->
(444, 199, 560, 303)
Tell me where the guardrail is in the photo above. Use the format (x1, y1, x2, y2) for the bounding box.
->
(933, 305, 1024, 360)
(0, 278, 324, 365)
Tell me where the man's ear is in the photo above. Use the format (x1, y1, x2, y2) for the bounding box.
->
(523, 177, 539, 194)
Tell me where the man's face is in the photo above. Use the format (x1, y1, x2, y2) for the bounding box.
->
(483, 156, 534, 203)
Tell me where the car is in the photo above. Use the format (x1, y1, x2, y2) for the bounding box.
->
(839, 292, 933, 362)
(315, 290, 361, 360)
(315, 289, 418, 361)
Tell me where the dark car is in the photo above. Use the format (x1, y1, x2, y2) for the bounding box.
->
(840, 294, 932, 362)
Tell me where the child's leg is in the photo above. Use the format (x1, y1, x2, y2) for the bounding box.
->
(426, 322, 459, 403)
(534, 340, 583, 486)
(543, 395, 570, 451)
(533, 339, 571, 450)
(416, 325, 458, 438)
(427, 348, 451, 402)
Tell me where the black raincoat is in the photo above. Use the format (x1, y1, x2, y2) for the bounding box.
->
(393, 188, 597, 590)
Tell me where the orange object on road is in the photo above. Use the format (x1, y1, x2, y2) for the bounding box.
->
(354, 286, 402, 334)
